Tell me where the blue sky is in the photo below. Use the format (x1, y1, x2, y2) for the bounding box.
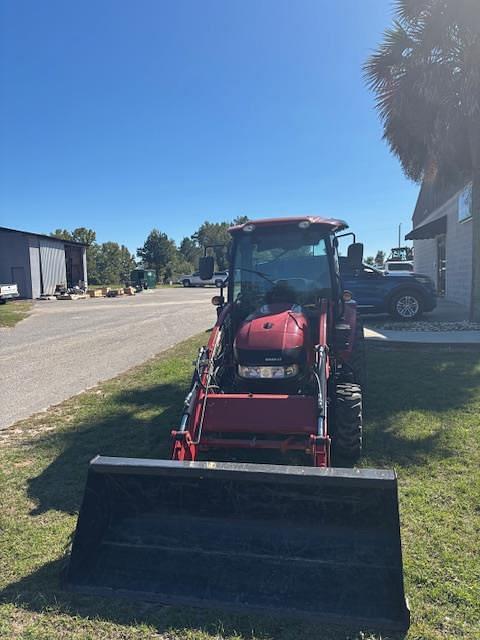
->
(0, 0, 419, 257)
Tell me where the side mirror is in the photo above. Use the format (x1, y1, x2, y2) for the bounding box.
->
(211, 295, 224, 307)
(199, 256, 214, 280)
(347, 242, 364, 268)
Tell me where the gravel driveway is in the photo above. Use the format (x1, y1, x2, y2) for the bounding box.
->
(0, 288, 215, 430)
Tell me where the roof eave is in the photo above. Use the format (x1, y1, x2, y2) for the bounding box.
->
(0, 226, 88, 246)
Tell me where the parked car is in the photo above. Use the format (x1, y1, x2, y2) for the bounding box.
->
(0, 283, 19, 304)
(339, 257, 436, 320)
(383, 260, 415, 275)
(179, 270, 228, 288)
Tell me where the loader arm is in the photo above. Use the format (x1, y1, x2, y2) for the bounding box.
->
(172, 306, 231, 461)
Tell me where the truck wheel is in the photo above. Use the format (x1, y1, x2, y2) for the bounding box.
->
(332, 382, 362, 463)
(350, 319, 367, 388)
(389, 291, 423, 320)
(182, 280, 191, 288)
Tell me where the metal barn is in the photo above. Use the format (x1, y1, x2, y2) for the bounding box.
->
(0, 227, 88, 298)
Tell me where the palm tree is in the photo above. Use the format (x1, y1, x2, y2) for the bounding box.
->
(364, 0, 480, 319)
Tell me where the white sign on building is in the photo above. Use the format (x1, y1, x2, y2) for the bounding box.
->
(458, 183, 472, 222)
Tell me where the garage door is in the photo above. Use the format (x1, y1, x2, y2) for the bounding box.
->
(39, 239, 67, 295)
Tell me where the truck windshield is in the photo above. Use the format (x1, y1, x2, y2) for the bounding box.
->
(232, 227, 331, 312)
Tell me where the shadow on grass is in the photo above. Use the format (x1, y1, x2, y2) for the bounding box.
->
(27, 382, 187, 515)
(3, 346, 480, 639)
(362, 345, 480, 468)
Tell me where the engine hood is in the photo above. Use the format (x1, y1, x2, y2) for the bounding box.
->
(234, 304, 309, 366)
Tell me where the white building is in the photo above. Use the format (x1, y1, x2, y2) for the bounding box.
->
(406, 180, 472, 308)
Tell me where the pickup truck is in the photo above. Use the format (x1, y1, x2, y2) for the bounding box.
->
(339, 258, 436, 320)
(0, 283, 19, 304)
(179, 271, 228, 288)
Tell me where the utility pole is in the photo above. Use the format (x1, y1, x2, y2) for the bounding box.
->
(398, 223, 402, 248)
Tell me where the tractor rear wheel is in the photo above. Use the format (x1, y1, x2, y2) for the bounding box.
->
(332, 382, 362, 463)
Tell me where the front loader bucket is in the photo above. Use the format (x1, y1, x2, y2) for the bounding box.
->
(66, 456, 410, 630)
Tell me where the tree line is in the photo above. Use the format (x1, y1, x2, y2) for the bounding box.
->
(51, 216, 249, 285)
(137, 216, 249, 283)
(365, 250, 386, 266)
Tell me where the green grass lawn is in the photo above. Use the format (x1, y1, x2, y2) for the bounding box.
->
(0, 301, 32, 327)
(0, 337, 479, 639)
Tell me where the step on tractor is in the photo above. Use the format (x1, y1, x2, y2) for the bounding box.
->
(66, 217, 410, 631)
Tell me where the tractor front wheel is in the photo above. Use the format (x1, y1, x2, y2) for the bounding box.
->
(332, 382, 362, 463)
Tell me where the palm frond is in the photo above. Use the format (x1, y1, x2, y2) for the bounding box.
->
(394, 0, 431, 25)
(365, 0, 480, 182)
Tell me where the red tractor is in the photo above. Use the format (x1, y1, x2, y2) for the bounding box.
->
(172, 216, 365, 467)
(66, 217, 409, 631)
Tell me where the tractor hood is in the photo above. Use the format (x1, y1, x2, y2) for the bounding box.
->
(234, 304, 309, 366)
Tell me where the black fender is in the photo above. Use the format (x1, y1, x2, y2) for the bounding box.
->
(336, 300, 358, 363)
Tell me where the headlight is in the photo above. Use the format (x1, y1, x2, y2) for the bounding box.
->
(238, 364, 299, 379)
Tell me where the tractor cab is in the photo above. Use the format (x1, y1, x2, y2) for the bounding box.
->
(229, 221, 337, 315)
(202, 216, 362, 320)
(227, 219, 339, 392)
(200, 217, 348, 316)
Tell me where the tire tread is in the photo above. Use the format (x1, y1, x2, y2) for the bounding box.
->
(333, 382, 362, 462)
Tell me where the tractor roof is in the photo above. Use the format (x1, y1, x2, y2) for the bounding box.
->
(229, 216, 348, 235)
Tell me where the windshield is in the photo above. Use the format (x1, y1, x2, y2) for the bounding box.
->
(231, 228, 332, 313)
